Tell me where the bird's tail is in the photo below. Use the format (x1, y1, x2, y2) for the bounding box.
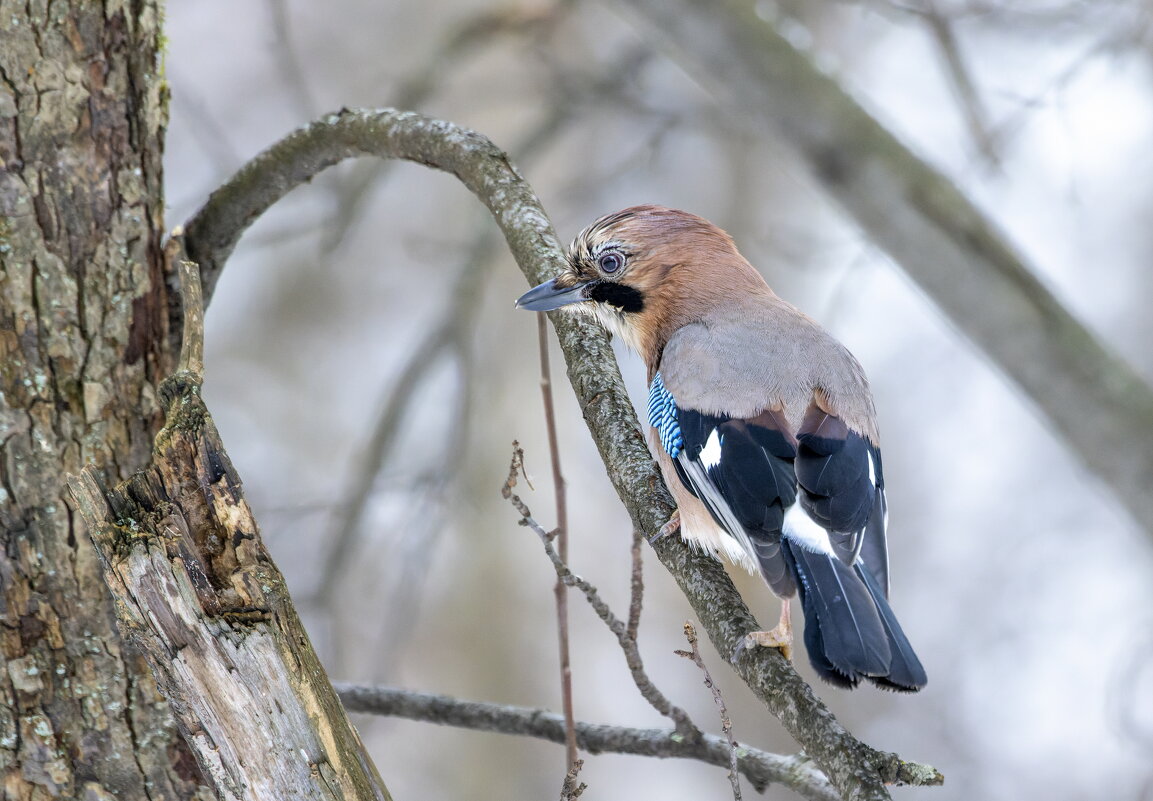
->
(782, 540, 926, 691)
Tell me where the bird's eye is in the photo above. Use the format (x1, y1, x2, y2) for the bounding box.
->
(598, 250, 624, 274)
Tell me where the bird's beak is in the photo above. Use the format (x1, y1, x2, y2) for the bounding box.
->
(515, 277, 592, 311)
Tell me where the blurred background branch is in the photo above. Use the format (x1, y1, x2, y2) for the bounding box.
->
(335, 683, 842, 800)
(318, 2, 578, 254)
(614, 0, 1153, 535)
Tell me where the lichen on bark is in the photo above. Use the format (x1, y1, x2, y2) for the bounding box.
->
(70, 366, 391, 801)
(0, 2, 211, 798)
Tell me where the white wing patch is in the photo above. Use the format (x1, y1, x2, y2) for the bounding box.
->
(699, 428, 722, 469)
(783, 504, 836, 557)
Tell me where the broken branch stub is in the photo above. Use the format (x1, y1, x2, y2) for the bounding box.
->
(68, 370, 390, 801)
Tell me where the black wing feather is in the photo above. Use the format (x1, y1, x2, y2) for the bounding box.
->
(796, 406, 879, 562)
(795, 422, 868, 492)
(674, 406, 798, 596)
(713, 420, 796, 532)
(676, 409, 797, 536)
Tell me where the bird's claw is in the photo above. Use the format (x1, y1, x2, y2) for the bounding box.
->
(732, 629, 794, 664)
(732, 603, 794, 664)
(649, 509, 681, 544)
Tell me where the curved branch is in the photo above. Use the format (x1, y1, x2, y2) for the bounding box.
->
(184, 109, 564, 305)
(614, 0, 1153, 534)
(318, 3, 578, 253)
(180, 108, 940, 799)
(334, 683, 840, 801)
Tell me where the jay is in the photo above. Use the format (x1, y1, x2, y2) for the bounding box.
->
(516, 205, 926, 691)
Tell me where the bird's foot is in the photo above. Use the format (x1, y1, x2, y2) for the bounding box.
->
(732, 600, 793, 663)
(649, 509, 681, 543)
(742, 627, 793, 661)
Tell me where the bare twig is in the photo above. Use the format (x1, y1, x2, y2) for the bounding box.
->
(627, 528, 644, 643)
(504, 448, 702, 742)
(559, 759, 587, 801)
(502, 441, 540, 524)
(334, 683, 842, 800)
(677, 622, 742, 801)
(538, 313, 579, 768)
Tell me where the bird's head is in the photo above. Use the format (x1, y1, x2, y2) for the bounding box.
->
(516, 205, 769, 359)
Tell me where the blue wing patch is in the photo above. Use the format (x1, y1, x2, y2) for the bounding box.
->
(647, 373, 684, 458)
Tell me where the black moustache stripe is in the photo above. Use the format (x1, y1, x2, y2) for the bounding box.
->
(588, 282, 644, 313)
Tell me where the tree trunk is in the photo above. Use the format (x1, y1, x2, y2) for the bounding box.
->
(68, 357, 391, 801)
(0, 3, 210, 797)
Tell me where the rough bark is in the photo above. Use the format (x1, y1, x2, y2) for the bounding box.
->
(0, 3, 212, 798)
(68, 355, 391, 800)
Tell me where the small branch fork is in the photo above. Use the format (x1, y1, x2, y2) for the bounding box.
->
(503, 445, 700, 742)
(677, 622, 742, 801)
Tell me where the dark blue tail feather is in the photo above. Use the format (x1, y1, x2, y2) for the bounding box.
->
(783, 540, 926, 691)
(857, 565, 927, 692)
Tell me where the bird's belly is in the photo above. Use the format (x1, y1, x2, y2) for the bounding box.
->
(676, 496, 758, 573)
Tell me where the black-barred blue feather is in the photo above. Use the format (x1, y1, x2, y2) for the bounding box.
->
(647, 373, 684, 458)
